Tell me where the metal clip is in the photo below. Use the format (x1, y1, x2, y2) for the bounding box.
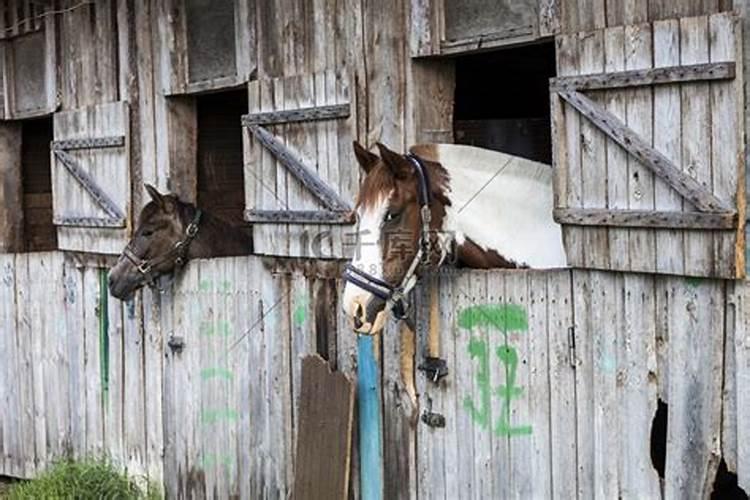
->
(167, 335, 185, 353)
(421, 398, 445, 428)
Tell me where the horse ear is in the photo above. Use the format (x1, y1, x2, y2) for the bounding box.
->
(353, 141, 379, 174)
(376, 142, 411, 179)
(144, 183, 165, 209)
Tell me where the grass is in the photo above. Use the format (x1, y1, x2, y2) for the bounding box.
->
(3, 459, 160, 500)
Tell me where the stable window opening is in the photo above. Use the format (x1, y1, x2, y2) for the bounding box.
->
(196, 89, 251, 236)
(453, 41, 555, 164)
(21, 117, 56, 252)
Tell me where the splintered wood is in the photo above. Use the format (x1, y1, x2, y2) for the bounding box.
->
(293, 355, 354, 500)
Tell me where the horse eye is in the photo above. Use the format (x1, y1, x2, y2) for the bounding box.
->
(384, 210, 401, 223)
(142, 229, 154, 237)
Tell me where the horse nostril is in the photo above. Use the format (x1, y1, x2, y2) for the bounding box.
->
(353, 316, 363, 329)
(353, 303, 365, 329)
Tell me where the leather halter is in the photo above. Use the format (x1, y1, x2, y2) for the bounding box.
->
(122, 209, 202, 288)
(343, 153, 432, 320)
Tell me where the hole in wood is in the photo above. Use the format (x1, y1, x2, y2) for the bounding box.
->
(711, 458, 748, 500)
(650, 398, 667, 480)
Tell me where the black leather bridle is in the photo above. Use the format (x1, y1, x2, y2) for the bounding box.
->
(122, 209, 202, 289)
(344, 153, 432, 320)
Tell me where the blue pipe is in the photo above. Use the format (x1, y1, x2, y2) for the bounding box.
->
(357, 334, 383, 500)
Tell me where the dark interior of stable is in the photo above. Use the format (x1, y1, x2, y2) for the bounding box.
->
(21, 117, 56, 252)
(453, 41, 556, 164)
(196, 89, 248, 229)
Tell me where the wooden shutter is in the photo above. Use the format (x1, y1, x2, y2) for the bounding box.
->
(550, 13, 745, 278)
(411, 0, 556, 57)
(160, 0, 254, 94)
(0, 0, 56, 119)
(51, 102, 131, 255)
(243, 69, 357, 259)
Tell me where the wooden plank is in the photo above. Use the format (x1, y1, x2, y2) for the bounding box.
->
(557, 88, 730, 213)
(53, 216, 126, 228)
(53, 150, 126, 220)
(578, 29, 609, 269)
(664, 277, 724, 498)
(653, 19, 685, 275)
(731, 280, 750, 492)
(549, 61, 735, 91)
(710, 13, 744, 278)
(242, 103, 350, 126)
(603, 26, 630, 270)
(293, 355, 354, 500)
(553, 207, 736, 229)
(546, 270, 577, 499)
(681, 15, 715, 275)
(0, 123, 23, 252)
(556, 32, 584, 266)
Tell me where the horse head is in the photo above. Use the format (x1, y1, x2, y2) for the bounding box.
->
(109, 184, 204, 300)
(341, 142, 452, 334)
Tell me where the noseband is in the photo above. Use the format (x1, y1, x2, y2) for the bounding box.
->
(122, 209, 202, 288)
(344, 153, 432, 320)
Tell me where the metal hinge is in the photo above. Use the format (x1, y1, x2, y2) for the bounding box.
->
(567, 326, 577, 369)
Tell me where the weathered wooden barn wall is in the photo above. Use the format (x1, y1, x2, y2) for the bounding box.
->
(1, 253, 749, 498)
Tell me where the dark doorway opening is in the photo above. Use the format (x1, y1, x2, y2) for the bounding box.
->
(453, 42, 556, 164)
(21, 117, 56, 252)
(196, 89, 249, 229)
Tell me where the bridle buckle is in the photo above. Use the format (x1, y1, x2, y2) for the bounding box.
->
(137, 261, 152, 275)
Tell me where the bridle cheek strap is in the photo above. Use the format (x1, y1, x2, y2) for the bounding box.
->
(123, 209, 202, 290)
(343, 153, 432, 320)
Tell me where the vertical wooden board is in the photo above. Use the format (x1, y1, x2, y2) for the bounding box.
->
(618, 274, 660, 498)
(733, 280, 750, 492)
(143, 288, 165, 484)
(382, 315, 417, 499)
(46, 254, 70, 464)
(452, 270, 477, 500)
(103, 269, 124, 467)
(652, 19, 685, 275)
(724, 281, 738, 474)
(199, 259, 218, 498)
(503, 272, 537, 498)
(664, 277, 724, 498)
(244, 80, 260, 219)
(24, 255, 47, 471)
(523, 271, 554, 500)
(417, 274, 451, 500)
(289, 271, 314, 463)
(578, 30, 609, 270)
(335, 278, 360, 500)
(293, 355, 354, 500)
(546, 270, 577, 499)
(602, 26, 630, 270)
(556, 33, 584, 267)
(591, 271, 622, 499)
(0, 123, 23, 252)
(624, 23, 656, 273)
(571, 270, 594, 499)
(469, 272, 493, 500)
(336, 69, 357, 260)
(285, 74, 306, 258)
(62, 257, 85, 463)
(680, 16, 715, 276)
(122, 292, 147, 478)
(13, 255, 35, 476)
(81, 267, 103, 458)
(710, 13, 743, 278)
(0, 255, 17, 475)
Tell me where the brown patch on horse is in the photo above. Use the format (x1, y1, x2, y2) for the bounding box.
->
(457, 237, 526, 269)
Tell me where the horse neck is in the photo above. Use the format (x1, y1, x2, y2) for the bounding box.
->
(181, 205, 252, 259)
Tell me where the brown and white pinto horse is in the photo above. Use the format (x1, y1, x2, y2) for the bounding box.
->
(342, 142, 566, 334)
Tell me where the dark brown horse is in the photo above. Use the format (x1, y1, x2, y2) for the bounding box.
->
(108, 184, 253, 300)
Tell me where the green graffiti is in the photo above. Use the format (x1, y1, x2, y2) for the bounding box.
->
(292, 294, 309, 326)
(199, 280, 212, 292)
(463, 338, 491, 428)
(201, 408, 239, 424)
(459, 303, 532, 436)
(200, 453, 235, 468)
(200, 367, 234, 381)
(458, 304, 528, 332)
(199, 320, 231, 337)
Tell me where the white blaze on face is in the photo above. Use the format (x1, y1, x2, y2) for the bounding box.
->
(342, 193, 391, 319)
